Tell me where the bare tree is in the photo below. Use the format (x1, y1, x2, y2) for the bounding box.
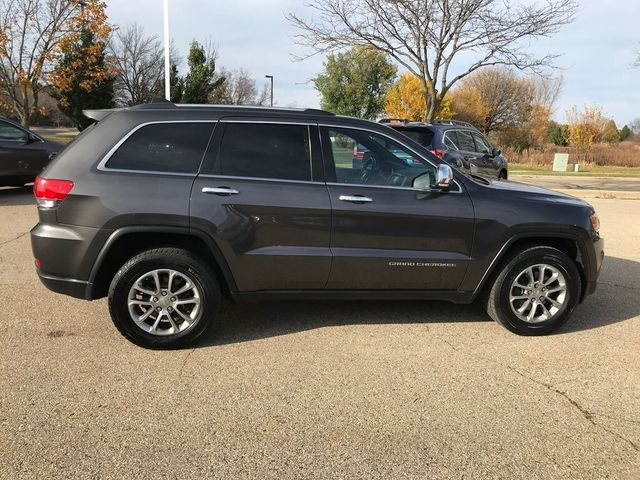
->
(288, 0, 577, 121)
(210, 68, 268, 105)
(527, 73, 563, 111)
(109, 23, 164, 106)
(0, 0, 75, 126)
(453, 67, 532, 132)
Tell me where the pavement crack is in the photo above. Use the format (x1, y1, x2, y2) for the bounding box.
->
(506, 365, 639, 452)
(178, 348, 196, 377)
(0, 231, 28, 247)
(600, 281, 640, 292)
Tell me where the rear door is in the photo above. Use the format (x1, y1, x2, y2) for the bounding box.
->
(321, 125, 475, 290)
(472, 132, 498, 178)
(453, 129, 485, 176)
(190, 119, 332, 291)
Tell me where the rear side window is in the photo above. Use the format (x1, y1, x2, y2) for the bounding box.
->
(105, 123, 214, 173)
(399, 129, 434, 147)
(216, 123, 311, 181)
(455, 130, 475, 152)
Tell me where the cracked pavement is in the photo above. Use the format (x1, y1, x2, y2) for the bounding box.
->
(0, 185, 638, 479)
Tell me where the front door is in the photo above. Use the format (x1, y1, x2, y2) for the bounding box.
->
(0, 120, 46, 180)
(321, 126, 475, 290)
(191, 119, 332, 291)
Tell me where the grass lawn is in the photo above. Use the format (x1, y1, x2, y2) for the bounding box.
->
(510, 165, 640, 178)
(42, 134, 77, 145)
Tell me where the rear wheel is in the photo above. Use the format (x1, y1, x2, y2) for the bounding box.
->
(108, 248, 220, 349)
(484, 246, 581, 335)
(498, 170, 507, 180)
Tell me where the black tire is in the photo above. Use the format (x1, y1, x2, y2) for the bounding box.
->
(108, 248, 220, 349)
(483, 246, 581, 335)
(498, 170, 507, 180)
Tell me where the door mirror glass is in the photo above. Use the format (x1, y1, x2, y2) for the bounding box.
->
(436, 164, 453, 189)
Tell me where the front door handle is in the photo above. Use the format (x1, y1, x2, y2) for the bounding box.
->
(339, 195, 373, 204)
(202, 187, 240, 196)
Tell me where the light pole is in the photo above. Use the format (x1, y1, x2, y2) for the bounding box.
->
(265, 75, 274, 107)
(163, 0, 171, 101)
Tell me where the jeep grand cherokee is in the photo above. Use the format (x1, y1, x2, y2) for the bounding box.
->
(30, 101, 604, 348)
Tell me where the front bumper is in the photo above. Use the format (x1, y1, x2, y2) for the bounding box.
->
(583, 236, 605, 298)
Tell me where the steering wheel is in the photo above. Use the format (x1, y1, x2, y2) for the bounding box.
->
(359, 152, 377, 183)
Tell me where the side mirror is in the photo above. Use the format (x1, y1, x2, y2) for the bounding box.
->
(492, 148, 501, 157)
(436, 164, 453, 189)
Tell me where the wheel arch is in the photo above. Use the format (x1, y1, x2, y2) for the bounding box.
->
(473, 234, 589, 302)
(87, 226, 236, 300)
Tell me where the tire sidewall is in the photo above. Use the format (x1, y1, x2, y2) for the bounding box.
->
(109, 251, 217, 349)
(495, 249, 580, 335)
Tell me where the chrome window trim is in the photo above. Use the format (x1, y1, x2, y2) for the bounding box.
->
(326, 182, 462, 194)
(197, 174, 322, 186)
(96, 120, 217, 174)
(319, 123, 464, 193)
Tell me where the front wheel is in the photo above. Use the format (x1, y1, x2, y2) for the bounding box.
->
(108, 248, 220, 349)
(484, 246, 581, 335)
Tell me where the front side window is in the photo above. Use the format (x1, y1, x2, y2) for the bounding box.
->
(216, 123, 311, 181)
(0, 121, 28, 142)
(324, 127, 436, 189)
(473, 133, 493, 155)
(106, 123, 214, 173)
(455, 130, 475, 152)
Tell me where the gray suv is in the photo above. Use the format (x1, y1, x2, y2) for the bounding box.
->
(31, 101, 604, 348)
(380, 119, 509, 180)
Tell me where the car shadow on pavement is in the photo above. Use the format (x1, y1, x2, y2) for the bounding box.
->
(559, 256, 640, 334)
(0, 186, 34, 206)
(193, 256, 639, 348)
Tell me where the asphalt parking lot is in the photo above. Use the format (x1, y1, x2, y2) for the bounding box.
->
(0, 185, 638, 479)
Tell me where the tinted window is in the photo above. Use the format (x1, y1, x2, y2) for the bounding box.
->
(443, 132, 459, 149)
(325, 127, 436, 189)
(106, 123, 213, 173)
(398, 129, 434, 147)
(217, 123, 311, 181)
(456, 130, 475, 152)
(473, 133, 493, 154)
(0, 121, 28, 141)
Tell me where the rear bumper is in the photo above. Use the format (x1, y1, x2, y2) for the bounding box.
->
(36, 271, 88, 300)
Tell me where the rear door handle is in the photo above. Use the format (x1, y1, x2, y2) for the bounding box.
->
(339, 195, 373, 203)
(202, 187, 240, 196)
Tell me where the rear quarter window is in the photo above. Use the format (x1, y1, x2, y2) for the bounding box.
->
(105, 123, 214, 173)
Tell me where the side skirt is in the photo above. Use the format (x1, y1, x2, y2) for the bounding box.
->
(230, 289, 475, 304)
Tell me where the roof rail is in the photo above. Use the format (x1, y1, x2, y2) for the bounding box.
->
(432, 119, 472, 127)
(378, 118, 409, 124)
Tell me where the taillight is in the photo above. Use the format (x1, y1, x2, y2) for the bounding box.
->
(430, 148, 446, 159)
(33, 176, 74, 209)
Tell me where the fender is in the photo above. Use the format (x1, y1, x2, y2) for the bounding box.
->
(86, 225, 237, 299)
(467, 225, 594, 300)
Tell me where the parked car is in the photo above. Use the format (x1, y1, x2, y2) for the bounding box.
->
(0, 117, 62, 186)
(379, 118, 509, 180)
(31, 101, 603, 348)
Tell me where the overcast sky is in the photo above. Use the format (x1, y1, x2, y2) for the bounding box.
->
(106, 0, 640, 126)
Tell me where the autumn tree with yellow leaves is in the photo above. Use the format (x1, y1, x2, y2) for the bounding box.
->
(50, 0, 118, 130)
(0, 0, 76, 126)
(384, 73, 452, 121)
